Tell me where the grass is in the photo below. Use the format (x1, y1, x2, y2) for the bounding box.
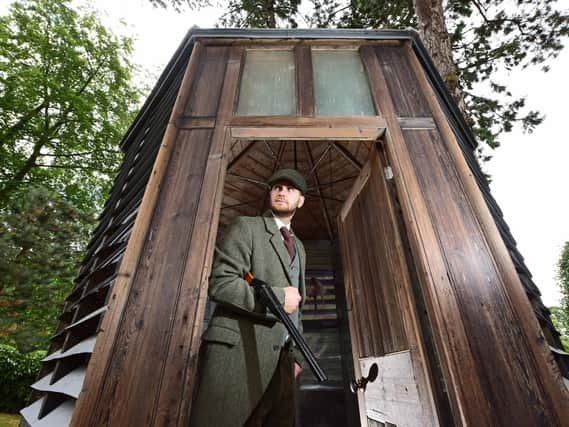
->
(0, 413, 20, 427)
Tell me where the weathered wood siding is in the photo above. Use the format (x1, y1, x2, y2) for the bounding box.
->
(338, 147, 439, 426)
(71, 44, 242, 426)
(65, 35, 568, 427)
(361, 42, 568, 424)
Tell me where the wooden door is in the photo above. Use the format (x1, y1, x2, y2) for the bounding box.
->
(338, 143, 440, 427)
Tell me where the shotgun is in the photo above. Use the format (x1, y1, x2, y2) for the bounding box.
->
(244, 271, 328, 382)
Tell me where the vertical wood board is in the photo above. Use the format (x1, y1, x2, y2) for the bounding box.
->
(361, 44, 488, 424)
(402, 42, 569, 422)
(183, 46, 229, 117)
(403, 129, 556, 424)
(88, 128, 213, 425)
(175, 46, 243, 427)
(70, 42, 206, 427)
(375, 46, 430, 118)
(75, 44, 230, 426)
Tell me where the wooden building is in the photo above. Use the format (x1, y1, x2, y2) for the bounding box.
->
(21, 29, 569, 426)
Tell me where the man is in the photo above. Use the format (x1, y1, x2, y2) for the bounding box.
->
(191, 168, 308, 427)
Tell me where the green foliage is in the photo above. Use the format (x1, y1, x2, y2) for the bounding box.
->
(309, 0, 415, 29)
(0, 344, 46, 413)
(219, 0, 302, 28)
(147, 0, 209, 13)
(548, 306, 569, 351)
(446, 0, 569, 149)
(0, 0, 140, 210)
(558, 242, 569, 343)
(0, 0, 142, 352)
(0, 186, 94, 352)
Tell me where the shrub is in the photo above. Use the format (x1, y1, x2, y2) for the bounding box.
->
(0, 344, 46, 413)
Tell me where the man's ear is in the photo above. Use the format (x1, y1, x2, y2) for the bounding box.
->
(298, 194, 305, 209)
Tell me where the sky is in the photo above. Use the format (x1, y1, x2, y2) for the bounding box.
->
(1, 0, 568, 306)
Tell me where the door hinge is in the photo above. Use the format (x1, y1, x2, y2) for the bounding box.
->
(384, 166, 394, 180)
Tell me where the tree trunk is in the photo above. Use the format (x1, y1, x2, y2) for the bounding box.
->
(265, 0, 277, 28)
(413, 0, 469, 122)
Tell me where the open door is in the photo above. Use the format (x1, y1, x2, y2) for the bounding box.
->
(337, 142, 440, 427)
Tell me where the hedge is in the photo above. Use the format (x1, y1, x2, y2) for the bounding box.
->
(0, 344, 46, 413)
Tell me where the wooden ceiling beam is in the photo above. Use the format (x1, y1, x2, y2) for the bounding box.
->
(258, 141, 286, 215)
(307, 143, 333, 180)
(330, 141, 363, 170)
(262, 140, 281, 166)
(227, 140, 257, 170)
(222, 198, 266, 210)
(304, 142, 334, 241)
(310, 175, 359, 190)
(304, 193, 344, 203)
(226, 172, 268, 188)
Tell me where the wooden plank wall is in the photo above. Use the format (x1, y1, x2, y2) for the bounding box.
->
(339, 154, 408, 358)
(361, 42, 569, 424)
(71, 44, 242, 426)
(338, 148, 439, 426)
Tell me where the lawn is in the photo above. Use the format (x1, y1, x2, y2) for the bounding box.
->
(0, 413, 19, 427)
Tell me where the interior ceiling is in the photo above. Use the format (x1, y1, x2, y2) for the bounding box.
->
(221, 139, 376, 240)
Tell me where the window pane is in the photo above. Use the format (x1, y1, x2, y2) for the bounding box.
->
(237, 50, 296, 115)
(312, 50, 376, 116)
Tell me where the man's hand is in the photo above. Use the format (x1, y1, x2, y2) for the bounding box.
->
(283, 286, 301, 314)
(294, 362, 302, 379)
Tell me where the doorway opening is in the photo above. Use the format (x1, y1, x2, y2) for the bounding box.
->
(200, 135, 450, 426)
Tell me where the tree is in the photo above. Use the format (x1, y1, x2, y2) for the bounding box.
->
(558, 241, 569, 346)
(148, 0, 569, 156)
(548, 307, 569, 351)
(0, 0, 140, 211)
(0, 0, 141, 351)
(0, 186, 93, 352)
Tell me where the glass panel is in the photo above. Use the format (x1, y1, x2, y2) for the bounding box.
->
(237, 50, 296, 115)
(312, 50, 376, 116)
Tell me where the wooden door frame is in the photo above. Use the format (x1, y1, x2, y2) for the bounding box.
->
(216, 124, 443, 427)
(229, 116, 386, 141)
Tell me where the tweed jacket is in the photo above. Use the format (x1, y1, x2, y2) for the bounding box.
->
(191, 211, 306, 427)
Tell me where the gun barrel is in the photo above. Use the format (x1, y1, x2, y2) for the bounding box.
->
(244, 272, 327, 382)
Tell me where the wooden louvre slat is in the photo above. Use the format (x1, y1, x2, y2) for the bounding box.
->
(62, 306, 107, 333)
(21, 398, 74, 427)
(31, 367, 85, 398)
(42, 336, 96, 362)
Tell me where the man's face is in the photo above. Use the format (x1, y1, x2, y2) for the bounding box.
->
(269, 181, 305, 216)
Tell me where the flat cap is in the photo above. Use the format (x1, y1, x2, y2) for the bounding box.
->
(267, 168, 307, 194)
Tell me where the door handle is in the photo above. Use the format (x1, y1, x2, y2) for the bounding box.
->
(350, 363, 378, 393)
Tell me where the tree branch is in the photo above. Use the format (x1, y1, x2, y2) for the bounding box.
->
(0, 101, 48, 147)
(35, 163, 115, 173)
(39, 148, 119, 158)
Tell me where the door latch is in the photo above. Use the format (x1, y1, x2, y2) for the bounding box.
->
(350, 362, 378, 393)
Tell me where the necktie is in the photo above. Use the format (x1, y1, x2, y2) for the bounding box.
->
(280, 226, 295, 260)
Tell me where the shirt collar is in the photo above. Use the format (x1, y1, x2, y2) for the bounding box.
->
(271, 211, 292, 234)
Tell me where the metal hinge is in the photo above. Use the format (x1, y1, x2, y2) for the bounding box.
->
(384, 166, 394, 180)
